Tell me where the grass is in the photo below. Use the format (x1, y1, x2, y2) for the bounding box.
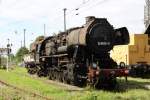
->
(0, 86, 40, 100)
(0, 67, 150, 100)
(0, 67, 68, 100)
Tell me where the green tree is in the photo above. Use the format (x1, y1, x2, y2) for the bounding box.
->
(15, 47, 29, 62)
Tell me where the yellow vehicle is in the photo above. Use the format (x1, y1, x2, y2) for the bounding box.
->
(111, 34, 150, 65)
(110, 34, 150, 77)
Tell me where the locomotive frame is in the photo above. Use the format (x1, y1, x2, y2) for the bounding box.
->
(25, 16, 129, 88)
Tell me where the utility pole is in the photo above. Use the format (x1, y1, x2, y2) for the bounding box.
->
(63, 8, 67, 31)
(23, 29, 26, 47)
(21, 40, 22, 48)
(6, 38, 10, 72)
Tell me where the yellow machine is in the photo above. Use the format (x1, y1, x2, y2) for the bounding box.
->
(110, 34, 150, 66)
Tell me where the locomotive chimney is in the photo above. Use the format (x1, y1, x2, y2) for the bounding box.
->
(85, 16, 95, 23)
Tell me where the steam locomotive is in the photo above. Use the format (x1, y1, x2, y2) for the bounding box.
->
(25, 16, 129, 88)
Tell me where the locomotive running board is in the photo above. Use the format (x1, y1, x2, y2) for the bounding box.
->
(40, 54, 68, 58)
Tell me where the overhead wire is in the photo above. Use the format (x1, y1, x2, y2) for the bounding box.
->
(66, 0, 94, 14)
(45, 0, 96, 31)
(49, 0, 110, 32)
(50, 0, 94, 21)
(71, 0, 111, 16)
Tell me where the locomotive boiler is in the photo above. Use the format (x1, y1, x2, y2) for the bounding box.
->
(26, 16, 129, 88)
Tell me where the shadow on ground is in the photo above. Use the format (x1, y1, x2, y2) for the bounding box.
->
(66, 78, 150, 92)
(113, 78, 150, 92)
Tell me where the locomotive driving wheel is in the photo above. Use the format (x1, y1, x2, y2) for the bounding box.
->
(26, 64, 39, 74)
(62, 63, 87, 86)
(72, 64, 87, 87)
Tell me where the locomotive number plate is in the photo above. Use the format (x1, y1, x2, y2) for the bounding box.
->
(97, 42, 110, 46)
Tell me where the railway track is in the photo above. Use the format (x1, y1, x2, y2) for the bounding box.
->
(15, 71, 150, 91)
(0, 80, 51, 100)
(34, 77, 84, 91)
(14, 71, 84, 91)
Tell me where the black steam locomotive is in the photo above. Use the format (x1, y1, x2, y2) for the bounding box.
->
(26, 16, 129, 88)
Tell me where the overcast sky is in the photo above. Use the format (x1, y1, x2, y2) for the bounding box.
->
(0, 0, 146, 53)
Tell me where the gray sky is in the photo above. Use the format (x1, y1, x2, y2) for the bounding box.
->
(0, 0, 146, 53)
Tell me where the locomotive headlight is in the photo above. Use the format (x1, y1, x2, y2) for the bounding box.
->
(42, 58, 45, 61)
(92, 63, 97, 68)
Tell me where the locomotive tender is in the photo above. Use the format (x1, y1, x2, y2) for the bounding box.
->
(26, 16, 129, 88)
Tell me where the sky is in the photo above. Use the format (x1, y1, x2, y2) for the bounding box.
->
(0, 0, 146, 54)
